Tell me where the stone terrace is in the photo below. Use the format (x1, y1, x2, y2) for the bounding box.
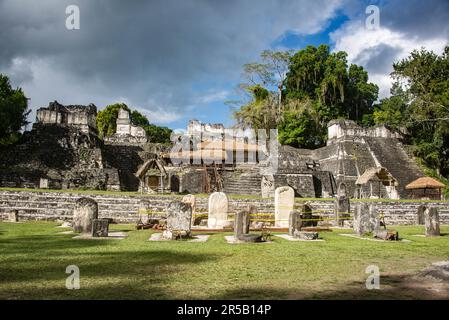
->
(0, 190, 448, 225)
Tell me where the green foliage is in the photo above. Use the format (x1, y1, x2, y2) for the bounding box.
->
(284, 45, 378, 124)
(0, 74, 29, 147)
(96, 103, 130, 138)
(278, 110, 325, 149)
(233, 45, 378, 149)
(96, 103, 172, 143)
(375, 46, 449, 178)
(130, 110, 150, 127)
(144, 124, 172, 144)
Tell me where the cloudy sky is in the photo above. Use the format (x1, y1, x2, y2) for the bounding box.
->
(0, 0, 448, 130)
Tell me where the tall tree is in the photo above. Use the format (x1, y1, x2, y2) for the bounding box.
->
(376, 46, 449, 177)
(0, 74, 29, 146)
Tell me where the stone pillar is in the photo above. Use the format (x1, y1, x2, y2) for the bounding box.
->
(207, 192, 229, 229)
(182, 194, 196, 224)
(163, 201, 193, 240)
(369, 204, 380, 233)
(425, 207, 440, 237)
(288, 211, 301, 236)
(354, 203, 379, 236)
(8, 210, 19, 222)
(335, 182, 350, 227)
(354, 203, 368, 235)
(73, 198, 98, 234)
(234, 211, 246, 239)
(138, 201, 150, 224)
(416, 205, 426, 225)
(274, 186, 294, 228)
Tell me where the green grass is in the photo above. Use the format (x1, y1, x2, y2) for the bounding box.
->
(1, 222, 449, 300)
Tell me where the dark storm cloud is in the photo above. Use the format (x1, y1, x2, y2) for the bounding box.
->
(381, 0, 449, 39)
(355, 43, 402, 74)
(0, 0, 342, 123)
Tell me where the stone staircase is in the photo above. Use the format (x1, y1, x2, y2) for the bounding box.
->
(365, 137, 424, 198)
(221, 168, 262, 195)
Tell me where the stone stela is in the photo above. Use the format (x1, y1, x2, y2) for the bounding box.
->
(207, 192, 229, 229)
(92, 219, 110, 237)
(73, 197, 99, 234)
(162, 201, 193, 240)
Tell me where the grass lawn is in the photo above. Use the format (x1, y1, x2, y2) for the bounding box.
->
(1, 222, 449, 300)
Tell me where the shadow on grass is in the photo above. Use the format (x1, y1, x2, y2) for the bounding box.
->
(0, 233, 219, 299)
(210, 274, 449, 300)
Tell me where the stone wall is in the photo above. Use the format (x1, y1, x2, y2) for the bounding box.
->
(0, 190, 448, 225)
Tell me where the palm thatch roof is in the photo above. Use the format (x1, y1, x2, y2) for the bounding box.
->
(135, 159, 166, 179)
(197, 140, 260, 152)
(162, 149, 228, 162)
(355, 167, 398, 186)
(405, 177, 445, 190)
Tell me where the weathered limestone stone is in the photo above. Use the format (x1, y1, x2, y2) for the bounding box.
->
(162, 201, 192, 240)
(207, 192, 229, 229)
(39, 178, 49, 189)
(73, 198, 98, 234)
(92, 219, 109, 237)
(299, 204, 317, 228)
(8, 210, 19, 222)
(182, 194, 196, 223)
(234, 207, 252, 240)
(335, 183, 350, 227)
(294, 231, 319, 240)
(417, 205, 426, 225)
(425, 207, 440, 237)
(138, 202, 150, 225)
(354, 203, 379, 235)
(288, 211, 301, 236)
(369, 205, 380, 233)
(275, 186, 294, 228)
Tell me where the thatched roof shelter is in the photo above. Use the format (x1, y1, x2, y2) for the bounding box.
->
(135, 159, 166, 179)
(162, 149, 228, 162)
(405, 177, 445, 190)
(355, 167, 398, 186)
(197, 140, 260, 152)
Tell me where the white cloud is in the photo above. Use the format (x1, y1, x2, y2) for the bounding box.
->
(331, 20, 448, 98)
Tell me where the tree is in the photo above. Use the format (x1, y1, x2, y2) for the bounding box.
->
(0, 74, 29, 146)
(278, 109, 325, 149)
(130, 110, 150, 127)
(382, 46, 449, 177)
(233, 45, 378, 149)
(144, 124, 172, 144)
(96, 103, 130, 138)
(284, 45, 378, 125)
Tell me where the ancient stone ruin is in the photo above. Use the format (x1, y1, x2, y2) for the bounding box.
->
(425, 207, 440, 237)
(73, 197, 98, 234)
(8, 210, 19, 222)
(335, 183, 350, 227)
(207, 192, 229, 229)
(353, 203, 380, 236)
(162, 201, 193, 240)
(275, 186, 294, 228)
(0, 111, 428, 199)
(92, 219, 110, 237)
(288, 210, 319, 240)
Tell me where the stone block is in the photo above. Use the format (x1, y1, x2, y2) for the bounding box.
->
(8, 210, 19, 222)
(208, 192, 228, 229)
(73, 197, 98, 234)
(163, 201, 192, 240)
(425, 207, 440, 237)
(92, 219, 109, 237)
(275, 186, 294, 228)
